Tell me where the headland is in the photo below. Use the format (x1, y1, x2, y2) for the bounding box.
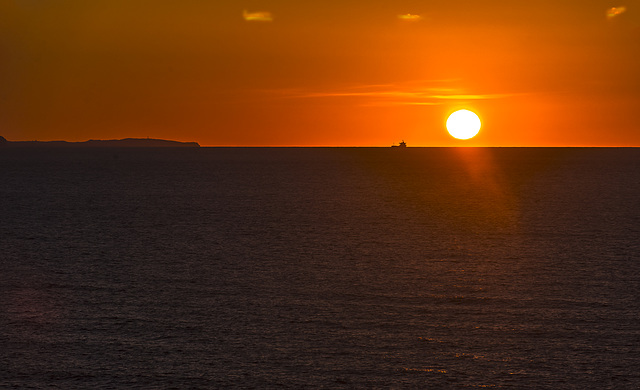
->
(0, 136, 199, 148)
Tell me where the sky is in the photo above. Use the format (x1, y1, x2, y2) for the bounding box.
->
(1, 0, 639, 146)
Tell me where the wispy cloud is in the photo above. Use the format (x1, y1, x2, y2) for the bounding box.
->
(283, 82, 518, 106)
(606, 6, 626, 20)
(398, 13, 422, 22)
(243, 9, 273, 22)
(428, 94, 516, 100)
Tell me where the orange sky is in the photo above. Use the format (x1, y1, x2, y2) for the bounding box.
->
(1, 1, 639, 146)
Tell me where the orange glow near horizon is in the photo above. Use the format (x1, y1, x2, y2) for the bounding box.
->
(0, 1, 639, 146)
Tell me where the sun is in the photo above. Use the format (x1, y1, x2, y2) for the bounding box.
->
(446, 109, 481, 140)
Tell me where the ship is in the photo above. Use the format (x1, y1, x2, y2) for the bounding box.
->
(391, 140, 407, 148)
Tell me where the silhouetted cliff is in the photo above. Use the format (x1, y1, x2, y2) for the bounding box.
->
(0, 137, 200, 148)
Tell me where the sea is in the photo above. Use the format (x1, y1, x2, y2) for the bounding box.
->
(1, 147, 638, 389)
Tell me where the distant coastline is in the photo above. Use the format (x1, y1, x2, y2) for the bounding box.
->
(0, 136, 199, 148)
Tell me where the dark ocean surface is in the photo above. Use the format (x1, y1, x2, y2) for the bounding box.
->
(1, 147, 639, 388)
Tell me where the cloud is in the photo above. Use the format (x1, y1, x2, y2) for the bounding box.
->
(428, 94, 515, 100)
(243, 9, 273, 22)
(398, 13, 422, 22)
(285, 82, 517, 106)
(606, 6, 626, 20)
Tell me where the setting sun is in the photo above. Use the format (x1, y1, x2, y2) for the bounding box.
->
(446, 110, 482, 140)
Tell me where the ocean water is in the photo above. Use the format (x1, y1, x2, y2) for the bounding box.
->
(1, 147, 638, 388)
